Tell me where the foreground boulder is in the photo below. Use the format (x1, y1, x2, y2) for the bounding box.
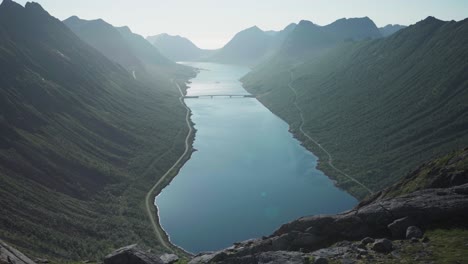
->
(371, 238, 393, 253)
(0, 239, 37, 264)
(104, 245, 164, 264)
(159, 253, 179, 264)
(406, 226, 424, 239)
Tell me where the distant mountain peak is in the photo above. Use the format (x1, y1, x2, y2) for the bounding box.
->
(379, 24, 407, 37)
(116, 25, 132, 34)
(283, 23, 297, 31)
(298, 20, 315, 26)
(243, 25, 263, 33)
(66, 15, 80, 21)
(0, 0, 22, 10)
(422, 16, 443, 24)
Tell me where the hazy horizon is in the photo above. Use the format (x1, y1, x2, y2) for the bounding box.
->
(13, 0, 468, 49)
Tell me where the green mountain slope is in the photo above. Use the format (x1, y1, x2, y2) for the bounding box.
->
(246, 17, 383, 88)
(242, 17, 468, 198)
(63, 16, 145, 73)
(63, 16, 192, 83)
(0, 0, 191, 260)
(147, 33, 216, 61)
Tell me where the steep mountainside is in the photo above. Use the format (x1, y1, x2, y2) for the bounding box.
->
(63, 16, 145, 73)
(242, 17, 468, 198)
(281, 17, 381, 59)
(246, 17, 383, 88)
(324, 17, 382, 40)
(0, 0, 191, 260)
(63, 16, 191, 83)
(379, 24, 407, 37)
(147, 33, 216, 62)
(208, 23, 296, 66)
(2, 149, 468, 263)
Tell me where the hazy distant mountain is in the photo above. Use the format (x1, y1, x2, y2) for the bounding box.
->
(115, 26, 172, 66)
(209, 23, 296, 65)
(379, 24, 407, 36)
(243, 16, 468, 198)
(281, 17, 381, 58)
(64, 16, 145, 72)
(324, 17, 382, 40)
(0, 0, 191, 259)
(147, 33, 215, 61)
(63, 16, 189, 82)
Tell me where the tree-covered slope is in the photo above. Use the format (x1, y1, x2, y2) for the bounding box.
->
(242, 17, 468, 198)
(0, 0, 190, 260)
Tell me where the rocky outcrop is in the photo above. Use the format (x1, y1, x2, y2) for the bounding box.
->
(159, 253, 179, 264)
(104, 245, 163, 264)
(0, 240, 37, 264)
(189, 183, 468, 263)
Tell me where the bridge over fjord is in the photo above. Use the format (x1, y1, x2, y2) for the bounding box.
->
(183, 94, 256, 99)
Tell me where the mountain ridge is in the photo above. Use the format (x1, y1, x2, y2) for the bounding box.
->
(147, 33, 215, 62)
(0, 0, 193, 260)
(242, 16, 468, 198)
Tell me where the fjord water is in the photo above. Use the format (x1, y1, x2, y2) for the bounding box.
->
(156, 62, 357, 253)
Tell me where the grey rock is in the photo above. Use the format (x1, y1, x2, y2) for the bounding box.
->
(0, 239, 37, 264)
(406, 226, 423, 239)
(257, 251, 306, 264)
(371, 238, 393, 253)
(341, 259, 355, 264)
(271, 234, 292, 250)
(356, 248, 367, 255)
(360, 237, 374, 245)
(388, 217, 416, 239)
(159, 253, 179, 264)
(314, 257, 328, 264)
(292, 233, 320, 247)
(188, 252, 219, 264)
(104, 244, 163, 264)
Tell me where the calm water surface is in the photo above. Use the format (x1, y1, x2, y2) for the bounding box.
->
(156, 62, 357, 253)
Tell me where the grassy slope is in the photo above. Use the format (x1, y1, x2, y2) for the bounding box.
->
(374, 147, 468, 199)
(0, 1, 191, 261)
(242, 17, 468, 198)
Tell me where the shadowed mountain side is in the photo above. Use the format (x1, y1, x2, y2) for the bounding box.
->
(0, 0, 192, 260)
(63, 16, 193, 84)
(147, 33, 217, 62)
(207, 23, 296, 66)
(242, 16, 468, 198)
(379, 24, 407, 37)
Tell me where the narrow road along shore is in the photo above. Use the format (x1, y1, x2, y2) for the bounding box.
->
(144, 80, 194, 253)
(287, 70, 374, 195)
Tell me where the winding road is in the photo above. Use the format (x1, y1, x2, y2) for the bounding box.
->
(287, 70, 374, 195)
(144, 80, 193, 253)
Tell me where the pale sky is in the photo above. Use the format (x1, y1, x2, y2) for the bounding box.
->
(15, 0, 468, 49)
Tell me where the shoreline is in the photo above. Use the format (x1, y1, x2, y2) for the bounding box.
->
(145, 79, 197, 258)
(241, 78, 371, 200)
